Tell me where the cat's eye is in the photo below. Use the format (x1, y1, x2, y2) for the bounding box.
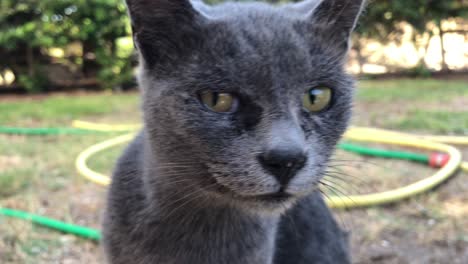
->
(303, 87, 332, 112)
(199, 91, 239, 113)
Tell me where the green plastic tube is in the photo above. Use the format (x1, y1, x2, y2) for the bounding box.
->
(339, 142, 429, 163)
(0, 207, 101, 241)
(0, 127, 98, 135)
(0, 127, 431, 241)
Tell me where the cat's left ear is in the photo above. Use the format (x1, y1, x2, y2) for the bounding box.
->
(125, 0, 208, 69)
(303, 0, 366, 55)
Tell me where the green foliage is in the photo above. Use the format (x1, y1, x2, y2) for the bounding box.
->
(0, 0, 132, 92)
(96, 37, 135, 89)
(357, 0, 466, 41)
(17, 67, 50, 93)
(1, 0, 467, 92)
(407, 64, 432, 78)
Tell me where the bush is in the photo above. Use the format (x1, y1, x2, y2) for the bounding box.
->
(0, 0, 133, 92)
(17, 67, 50, 93)
(408, 64, 432, 78)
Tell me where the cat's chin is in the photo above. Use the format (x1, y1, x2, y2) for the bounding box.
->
(198, 178, 319, 214)
(203, 186, 300, 215)
(234, 195, 299, 216)
(235, 193, 299, 215)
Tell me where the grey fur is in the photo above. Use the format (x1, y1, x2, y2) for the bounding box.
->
(103, 0, 365, 263)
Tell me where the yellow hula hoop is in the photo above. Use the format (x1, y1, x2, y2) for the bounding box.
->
(75, 133, 136, 186)
(74, 122, 467, 209)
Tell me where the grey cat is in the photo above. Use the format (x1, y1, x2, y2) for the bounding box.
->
(103, 0, 365, 263)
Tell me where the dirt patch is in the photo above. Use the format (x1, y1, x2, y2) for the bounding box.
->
(334, 147, 468, 264)
(0, 155, 22, 171)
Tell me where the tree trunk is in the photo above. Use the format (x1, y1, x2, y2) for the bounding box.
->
(26, 45, 34, 77)
(111, 40, 117, 56)
(436, 20, 448, 71)
(419, 31, 433, 68)
(82, 38, 99, 78)
(354, 38, 365, 74)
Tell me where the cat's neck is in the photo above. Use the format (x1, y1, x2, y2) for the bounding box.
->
(150, 200, 279, 263)
(140, 154, 280, 263)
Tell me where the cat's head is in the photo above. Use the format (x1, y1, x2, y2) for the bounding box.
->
(127, 0, 365, 212)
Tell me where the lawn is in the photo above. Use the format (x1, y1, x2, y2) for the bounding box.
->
(0, 79, 467, 263)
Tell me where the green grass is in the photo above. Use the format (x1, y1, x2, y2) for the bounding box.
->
(0, 92, 141, 263)
(87, 143, 126, 175)
(358, 79, 468, 102)
(356, 79, 468, 134)
(0, 93, 138, 126)
(0, 135, 114, 198)
(390, 110, 468, 134)
(0, 169, 32, 198)
(20, 238, 62, 258)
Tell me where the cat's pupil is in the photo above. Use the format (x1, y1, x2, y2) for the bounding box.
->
(310, 90, 321, 104)
(212, 93, 219, 106)
(309, 94, 317, 104)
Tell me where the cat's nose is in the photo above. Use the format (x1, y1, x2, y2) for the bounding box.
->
(258, 148, 307, 186)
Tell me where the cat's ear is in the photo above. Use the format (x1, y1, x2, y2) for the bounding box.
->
(303, 0, 366, 55)
(125, 0, 206, 68)
(283, 0, 323, 15)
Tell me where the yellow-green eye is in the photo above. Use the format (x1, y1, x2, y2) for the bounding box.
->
(199, 91, 238, 113)
(303, 87, 332, 112)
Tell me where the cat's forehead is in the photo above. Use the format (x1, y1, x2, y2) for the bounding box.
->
(192, 18, 339, 93)
(200, 6, 337, 74)
(201, 2, 289, 20)
(207, 4, 301, 43)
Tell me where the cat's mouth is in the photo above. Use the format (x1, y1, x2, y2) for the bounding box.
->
(231, 189, 295, 204)
(251, 191, 293, 203)
(208, 179, 295, 204)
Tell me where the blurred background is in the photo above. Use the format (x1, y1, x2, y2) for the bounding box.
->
(0, 0, 467, 92)
(0, 0, 467, 263)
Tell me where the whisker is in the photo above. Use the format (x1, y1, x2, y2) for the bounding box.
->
(319, 181, 357, 209)
(158, 178, 196, 187)
(318, 189, 350, 230)
(329, 158, 382, 168)
(176, 191, 211, 225)
(319, 180, 352, 198)
(162, 183, 218, 222)
(157, 161, 201, 165)
(323, 172, 368, 190)
(160, 182, 215, 212)
(322, 175, 371, 195)
(323, 168, 369, 186)
(320, 177, 362, 196)
(328, 174, 375, 193)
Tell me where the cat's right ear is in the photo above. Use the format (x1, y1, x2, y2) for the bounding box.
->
(125, 0, 207, 68)
(298, 0, 366, 57)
